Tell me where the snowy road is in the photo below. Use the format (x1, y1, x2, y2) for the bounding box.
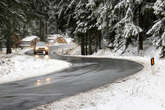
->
(0, 46, 143, 110)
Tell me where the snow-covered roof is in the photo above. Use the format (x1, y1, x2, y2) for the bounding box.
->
(48, 34, 64, 40)
(22, 36, 39, 42)
(48, 34, 73, 44)
(65, 38, 73, 44)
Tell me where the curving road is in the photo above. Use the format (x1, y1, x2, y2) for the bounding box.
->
(0, 46, 143, 110)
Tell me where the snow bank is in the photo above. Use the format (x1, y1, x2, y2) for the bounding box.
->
(75, 57, 165, 110)
(54, 44, 80, 55)
(0, 54, 71, 84)
(65, 40, 160, 57)
(93, 43, 160, 58)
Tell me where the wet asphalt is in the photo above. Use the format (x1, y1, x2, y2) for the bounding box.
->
(0, 46, 143, 110)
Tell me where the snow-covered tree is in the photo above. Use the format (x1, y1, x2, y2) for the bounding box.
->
(112, 0, 144, 53)
(99, 0, 155, 54)
(0, 0, 32, 53)
(47, 0, 78, 35)
(0, 0, 161, 55)
(97, 0, 117, 36)
(74, 0, 102, 55)
(147, 0, 165, 57)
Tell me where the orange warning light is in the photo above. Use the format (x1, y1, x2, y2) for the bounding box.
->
(151, 58, 155, 66)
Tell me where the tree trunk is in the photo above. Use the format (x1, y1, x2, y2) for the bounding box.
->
(6, 36, 12, 54)
(81, 35, 85, 55)
(0, 42, 2, 51)
(40, 19, 46, 41)
(85, 34, 88, 55)
(137, 33, 143, 53)
(43, 20, 46, 41)
(45, 20, 48, 41)
(55, 18, 58, 33)
(40, 19, 42, 40)
(6, 19, 14, 54)
(88, 32, 92, 55)
(23, 23, 26, 38)
(95, 31, 99, 52)
(137, 4, 143, 53)
(98, 31, 102, 49)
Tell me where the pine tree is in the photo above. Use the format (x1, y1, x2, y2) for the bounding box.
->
(97, 0, 116, 43)
(0, 0, 31, 54)
(74, 0, 102, 55)
(74, 0, 88, 55)
(112, 0, 144, 53)
(147, 0, 165, 57)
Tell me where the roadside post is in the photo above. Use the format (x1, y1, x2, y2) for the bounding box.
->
(151, 57, 155, 74)
(151, 58, 154, 66)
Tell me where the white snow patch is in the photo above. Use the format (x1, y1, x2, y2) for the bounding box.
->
(0, 54, 71, 84)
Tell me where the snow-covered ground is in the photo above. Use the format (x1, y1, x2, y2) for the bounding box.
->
(2, 36, 163, 110)
(0, 35, 75, 84)
(32, 43, 165, 110)
(0, 49, 71, 84)
(54, 44, 79, 55)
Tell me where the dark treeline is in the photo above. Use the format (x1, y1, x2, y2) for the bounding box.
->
(0, 0, 165, 56)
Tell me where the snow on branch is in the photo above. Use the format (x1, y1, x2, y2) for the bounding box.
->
(87, 0, 96, 7)
(65, 0, 76, 13)
(147, 18, 165, 47)
(125, 7, 133, 22)
(153, 0, 165, 16)
(147, 18, 165, 35)
(162, 32, 165, 39)
(123, 23, 142, 38)
(114, 0, 143, 11)
(161, 32, 165, 46)
(114, 0, 128, 11)
(114, 6, 142, 38)
(114, 7, 134, 28)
